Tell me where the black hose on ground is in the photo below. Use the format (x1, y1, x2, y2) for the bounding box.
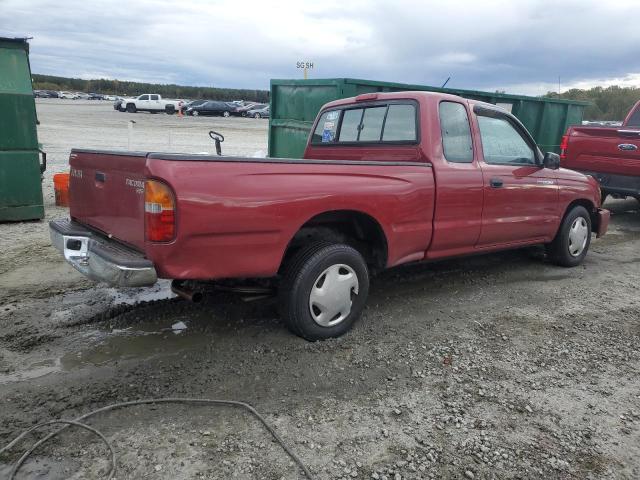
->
(0, 397, 314, 479)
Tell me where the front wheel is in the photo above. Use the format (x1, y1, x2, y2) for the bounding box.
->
(278, 242, 369, 341)
(254, 113, 261, 119)
(126, 103, 136, 113)
(546, 205, 592, 267)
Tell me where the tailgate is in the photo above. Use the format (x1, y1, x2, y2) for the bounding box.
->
(69, 149, 147, 251)
(564, 126, 640, 176)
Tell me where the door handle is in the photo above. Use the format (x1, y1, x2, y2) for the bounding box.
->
(490, 178, 503, 188)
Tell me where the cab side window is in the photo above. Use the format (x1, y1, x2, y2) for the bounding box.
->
(150, 94, 159, 100)
(477, 115, 535, 165)
(139, 95, 149, 101)
(439, 102, 473, 163)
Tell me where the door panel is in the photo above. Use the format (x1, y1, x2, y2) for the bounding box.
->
(479, 164, 558, 245)
(427, 100, 484, 258)
(474, 112, 559, 246)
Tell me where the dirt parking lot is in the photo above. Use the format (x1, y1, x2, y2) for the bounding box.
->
(1, 99, 639, 479)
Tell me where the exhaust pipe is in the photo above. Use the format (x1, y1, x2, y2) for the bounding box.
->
(171, 280, 203, 303)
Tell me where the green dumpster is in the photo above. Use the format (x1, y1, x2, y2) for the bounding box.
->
(0, 37, 45, 222)
(269, 78, 589, 159)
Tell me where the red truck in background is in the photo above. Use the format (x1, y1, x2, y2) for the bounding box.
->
(561, 100, 640, 203)
(50, 91, 609, 341)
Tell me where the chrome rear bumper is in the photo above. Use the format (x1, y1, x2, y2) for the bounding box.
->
(49, 219, 157, 287)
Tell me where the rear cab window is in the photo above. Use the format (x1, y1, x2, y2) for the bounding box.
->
(311, 101, 418, 145)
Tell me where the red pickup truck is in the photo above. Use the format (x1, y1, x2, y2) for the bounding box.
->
(50, 91, 609, 340)
(561, 100, 640, 202)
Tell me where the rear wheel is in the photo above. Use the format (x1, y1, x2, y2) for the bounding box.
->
(126, 103, 136, 113)
(546, 205, 592, 267)
(192, 110, 199, 116)
(279, 242, 369, 341)
(223, 111, 230, 117)
(254, 113, 261, 119)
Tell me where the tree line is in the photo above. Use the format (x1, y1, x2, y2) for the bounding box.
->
(544, 85, 640, 121)
(32, 74, 270, 102)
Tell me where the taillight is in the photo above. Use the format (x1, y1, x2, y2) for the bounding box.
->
(560, 134, 569, 160)
(145, 180, 175, 242)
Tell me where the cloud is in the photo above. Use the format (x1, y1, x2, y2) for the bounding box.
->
(1, 0, 640, 95)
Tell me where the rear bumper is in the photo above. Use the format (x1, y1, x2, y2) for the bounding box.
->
(595, 208, 610, 238)
(49, 219, 157, 287)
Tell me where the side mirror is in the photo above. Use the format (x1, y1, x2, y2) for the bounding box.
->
(543, 152, 560, 170)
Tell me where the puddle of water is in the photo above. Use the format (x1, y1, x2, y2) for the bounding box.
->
(1, 317, 212, 384)
(60, 320, 210, 370)
(0, 358, 61, 385)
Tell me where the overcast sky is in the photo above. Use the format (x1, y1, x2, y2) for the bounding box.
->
(2, 0, 639, 95)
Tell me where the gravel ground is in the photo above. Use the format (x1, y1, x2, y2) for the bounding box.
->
(1, 100, 639, 479)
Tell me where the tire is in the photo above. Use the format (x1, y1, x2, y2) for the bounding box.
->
(254, 113, 261, 119)
(165, 105, 175, 114)
(546, 205, 592, 267)
(223, 111, 230, 117)
(126, 103, 136, 113)
(192, 110, 199, 117)
(278, 242, 369, 341)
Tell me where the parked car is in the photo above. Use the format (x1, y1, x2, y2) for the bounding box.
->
(88, 93, 105, 100)
(120, 94, 184, 114)
(236, 102, 264, 116)
(186, 101, 237, 117)
(58, 91, 79, 99)
(561, 100, 640, 203)
(50, 91, 609, 341)
(113, 98, 128, 111)
(247, 105, 269, 118)
(182, 99, 208, 110)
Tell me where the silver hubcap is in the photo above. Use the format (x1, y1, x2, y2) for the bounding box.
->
(309, 264, 359, 327)
(568, 216, 589, 257)
(193, 111, 198, 116)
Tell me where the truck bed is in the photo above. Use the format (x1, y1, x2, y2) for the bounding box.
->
(68, 149, 436, 279)
(562, 125, 640, 177)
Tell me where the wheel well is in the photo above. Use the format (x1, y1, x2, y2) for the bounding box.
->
(281, 210, 388, 273)
(564, 199, 598, 232)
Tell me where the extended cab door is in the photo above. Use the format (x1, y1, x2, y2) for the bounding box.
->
(426, 100, 484, 258)
(473, 106, 559, 246)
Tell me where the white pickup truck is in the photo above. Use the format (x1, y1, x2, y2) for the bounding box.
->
(119, 94, 184, 114)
